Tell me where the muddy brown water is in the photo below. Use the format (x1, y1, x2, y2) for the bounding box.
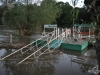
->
(0, 30, 98, 75)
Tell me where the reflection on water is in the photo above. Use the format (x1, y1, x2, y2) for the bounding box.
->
(0, 31, 98, 75)
(0, 48, 97, 75)
(0, 49, 58, 75)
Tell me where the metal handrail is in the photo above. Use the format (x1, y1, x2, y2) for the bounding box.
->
(0, 30, 55, 60)
(0, 28, 66, 65)
(17, 31, 65, 64)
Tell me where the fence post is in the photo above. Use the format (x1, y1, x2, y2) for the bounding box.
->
(56, 28, 58, 38)
(10, 34, 12, 44)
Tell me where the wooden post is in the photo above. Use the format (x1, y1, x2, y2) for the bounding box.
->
(10, 34, 12, 44)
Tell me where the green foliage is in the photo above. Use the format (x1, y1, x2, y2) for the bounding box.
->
(40, 0, 61, 25)
(2, 0, 61, 36)
(2, 4, 27, 27)
(56, 2, 73, 28)
(0, 9, 3, 25)
(77, 8, 91, 24)
(71, 8, 79, 23)
(97, 14, 100, 23)
(88, 38, 95, 45)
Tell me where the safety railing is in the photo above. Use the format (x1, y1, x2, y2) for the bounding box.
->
(0, 30, 56, 60)
(17, 31, 66, 64)
(0, 28, 66, 65)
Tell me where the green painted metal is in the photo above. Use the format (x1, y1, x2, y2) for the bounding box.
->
(35, 39, 88, 51)
(81, 41, 88, 50)
(63, 47, 88, 56)
(45, 39, 64, 49)
(35, 39, 64, 49)
(34, 40, 47, 46)
(74, 24, 94, 27)
(61, 41, 88, 51)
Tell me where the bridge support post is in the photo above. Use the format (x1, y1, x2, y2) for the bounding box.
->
(54, 28, 56, 38)
(34, 54, 36, 58)
(58, 28, 59, 39)
(10, 34, 12, 44)
(30, 45, 33, 51)
(36, 41, 38, 50)
(89, 28, 90, 39)
(21, 49, 23, 54)
(62, 29, 64, 40)
(56, 28, 57, 39)
(65, 28, 68, 41)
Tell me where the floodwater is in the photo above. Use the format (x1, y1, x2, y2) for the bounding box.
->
(0, 30, 98, 75)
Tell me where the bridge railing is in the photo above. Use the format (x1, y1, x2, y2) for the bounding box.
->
(0, 30, 56, 60)
(0, 28, 66, 65)
(17, 30, 66, 64)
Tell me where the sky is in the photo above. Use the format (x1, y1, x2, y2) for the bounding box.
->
(57, 0, 85, 7)
(0, 0, 85, 8)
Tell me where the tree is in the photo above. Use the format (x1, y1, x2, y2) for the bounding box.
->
(84, 0, 100, 71)
(84, 0, 100, 25)
(2, 4, 28, 36)
(70, 0, 79, 26)
(0, 8, 3, 25)
(0, 0, 16, 20)
(56, 2, 73, 28)
(0, 0, 14, 9)
(75, 8, 91, 24)
(2, 0, 60, 36)
(71, 7, 79, 24)
(40, 0, 61, 25)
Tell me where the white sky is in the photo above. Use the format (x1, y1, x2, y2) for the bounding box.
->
(57, 0, 85, 7)
(0, 0, 85, 7)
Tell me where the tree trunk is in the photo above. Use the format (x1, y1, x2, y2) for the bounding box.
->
(19, 29, 24, 36)
(18, 26, 33, 36)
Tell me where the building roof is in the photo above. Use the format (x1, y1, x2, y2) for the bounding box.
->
(74, 24, 94, 27)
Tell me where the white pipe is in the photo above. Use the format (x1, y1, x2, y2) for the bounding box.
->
(58, 28, 59, 39)
(36, 41, 38, 50)
(54, 28, 55, 38)
(44, 27, 45, 35)
(73, 26, 74, 37)
(0, 31, 55, 60)
(89, 28, 90, 38)
(18, 35, 58, 64)
(56, 28, 58, 39)
(18, 31, 65, 64)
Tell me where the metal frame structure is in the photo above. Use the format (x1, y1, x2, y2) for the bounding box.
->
(73, 24, 95, 39)
(0, 28, 68, 64)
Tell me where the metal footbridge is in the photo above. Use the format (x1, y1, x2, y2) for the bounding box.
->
(0, 28, 69, 64)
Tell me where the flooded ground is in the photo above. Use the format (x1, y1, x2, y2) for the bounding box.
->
(0, 30, 98, 75)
